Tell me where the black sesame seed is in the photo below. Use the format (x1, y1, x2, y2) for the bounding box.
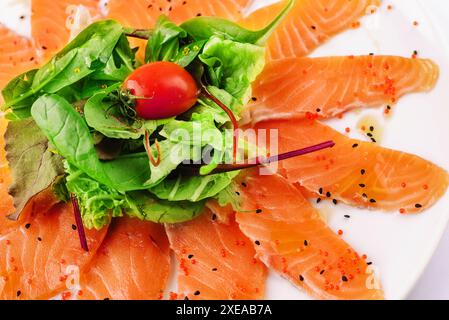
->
(320, 270, 325, 275)
(256, 209, 263, 214)
(25, 223, 31, 229)
(241, 182, 247, 188)
(299, 275, 304, 281)
(316, 198, 322, 204)
(304, 240, 308, 246)
(235, 191, 240, 196)
(211, 214, 217, 221)
(362, 193, 368, 198)
(359, 184, 366, 188)
(371, 138, 377, 143)
(188, 254, 194, 259)
(367, 262, 373, 266)
(251, 97, 257, 102)
(37, 237, 42, 242)
(71, 224, 77, 231)
(415, 204, 423, 208)
(344, 215, 351, 219)
(17, 290, 21, 297)
(370, 199, 377, 203)
(319, 187, 323, 195)
(326, 192, 331, 198)
(367, 133, 373, 138)
(342, 276, 348, 282)
(194, 291, 200, 296)
(333, 199, 338, 205)
(352, 144, 359, 148)
(184, 296, 189, 300)
(212, 268, 218, 272)
(370, 126, 374, 132)
(361, 169, 366, 175)
(255, 240, 261, 246)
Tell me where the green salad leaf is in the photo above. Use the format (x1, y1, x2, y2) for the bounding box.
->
(150, 171, 240, 202)
(146, 15, 206, 67)
(66, 163, 205, 229)
(84, 84, 164, 140)
(31, 94, 152, 192)
(126, 191, 205, 224)
(2, 20, 124, 118)
(180, 0, 294, 45)
(199, 35, 265, 104)
(90, 34, 136, 81)
(5, 119, 65, 220)
(146, 15, 187, 63)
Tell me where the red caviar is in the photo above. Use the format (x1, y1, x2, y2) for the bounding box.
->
(61, 291, 72, 300)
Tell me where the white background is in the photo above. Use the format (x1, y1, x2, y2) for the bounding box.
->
(407, 2, 449, 300)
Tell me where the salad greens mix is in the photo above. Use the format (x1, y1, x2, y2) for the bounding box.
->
(1, 1, 294, 229)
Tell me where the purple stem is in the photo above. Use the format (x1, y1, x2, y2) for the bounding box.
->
(71, 194, 89, 252)
(209, 140, 336, 174)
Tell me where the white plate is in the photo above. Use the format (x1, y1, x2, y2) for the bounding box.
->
(1, 0, 448, 300)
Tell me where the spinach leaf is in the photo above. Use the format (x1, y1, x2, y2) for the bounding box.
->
(3, 20, 124, 116)
(90, 34, 136, 81)
(146, 15, 187, 63)
(172, 40, 206, 68)
(180, 0, 294, 45)
(31, 94, 152, 192)
(144, 139, 195, 187)
(149, 171, 240, 202)
(2, 69, 38, 119)
(84, 85, 163, 140)
(5, 118, 65, 220)
(126, 191, 205, 224)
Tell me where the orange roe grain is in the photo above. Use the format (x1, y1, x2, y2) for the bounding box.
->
(61, 291, 72, 300)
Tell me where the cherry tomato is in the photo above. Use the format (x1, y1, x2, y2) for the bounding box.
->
(124, 61, 199, 120)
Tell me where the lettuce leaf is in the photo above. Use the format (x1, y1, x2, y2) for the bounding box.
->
(199, 36, 265, 104)
(149, 171, 240, 202)
(66, 162, 204, 229)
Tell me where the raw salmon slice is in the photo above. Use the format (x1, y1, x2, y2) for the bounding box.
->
(168, 0, 252, 24)
(31, 0, 101, 58)
(249, 56, 439, 123)
(0, 200, 107, 300)
(166, 209, 267, 300)
(240, 0, 380, 60)
(107, 0, 168, 28)
(255, 119, 449, 213)
(80, 217, 170, 300)
(235, 170, 384, 300)
(0, 25, 39, 90)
